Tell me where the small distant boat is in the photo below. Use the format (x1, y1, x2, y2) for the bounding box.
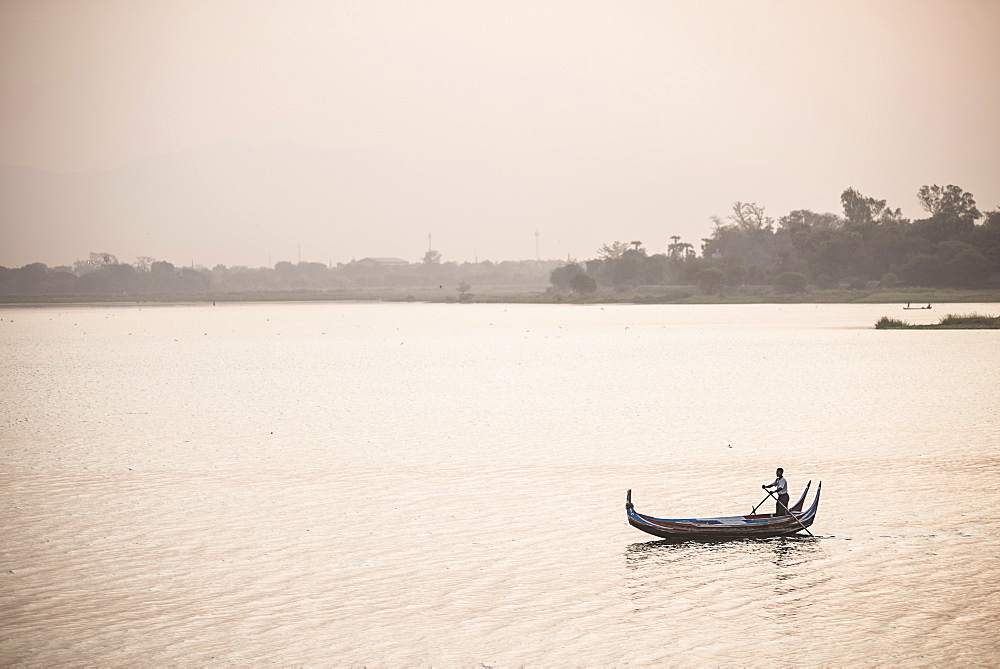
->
(626, 481, 821, 539)
(903, 303, 932, 310)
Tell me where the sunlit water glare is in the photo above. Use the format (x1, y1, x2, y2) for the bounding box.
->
(2, 302, 998, 665)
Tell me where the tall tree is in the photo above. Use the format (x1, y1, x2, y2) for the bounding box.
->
(841, 188, 887, 226)
(597, 241, 630, 261)
(703, 202, 779, 269)
(134, 256, 155, 272)
(916, 184, 981, 223)
(667, 239, 694, 260)
(728, 202, 773, 231)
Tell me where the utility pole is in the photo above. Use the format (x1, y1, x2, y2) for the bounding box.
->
(535, 230, 540, 261)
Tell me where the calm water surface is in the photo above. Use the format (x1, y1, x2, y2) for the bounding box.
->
(2, 302, 998, 666)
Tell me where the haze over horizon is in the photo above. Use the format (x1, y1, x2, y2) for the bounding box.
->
(2, 0, 998, 269)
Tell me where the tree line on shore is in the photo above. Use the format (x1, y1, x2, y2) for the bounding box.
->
(2, 183, 997, 298)
(0, 251, 563, 297)
(551, 184, 999, 295)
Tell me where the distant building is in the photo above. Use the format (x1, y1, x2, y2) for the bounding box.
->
(355, 257, 410, 267)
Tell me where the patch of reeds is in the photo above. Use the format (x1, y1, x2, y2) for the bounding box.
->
(875, 316, 909, 329)
(875, 313, 1000, 329)
(937, 313, 1000, 327)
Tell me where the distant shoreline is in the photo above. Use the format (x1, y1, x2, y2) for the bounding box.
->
(3, 286, 1000, 307)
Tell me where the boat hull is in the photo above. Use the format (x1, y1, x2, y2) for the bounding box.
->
(626, 482, 821, 540)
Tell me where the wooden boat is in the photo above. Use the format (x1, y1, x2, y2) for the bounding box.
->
(903, 303, 932, 310)
(626, 480, 821, 539)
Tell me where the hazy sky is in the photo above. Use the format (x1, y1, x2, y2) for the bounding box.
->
(2, 0, 999, 267)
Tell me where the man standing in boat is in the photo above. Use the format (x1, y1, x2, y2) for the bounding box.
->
(763, 468, 790, 516)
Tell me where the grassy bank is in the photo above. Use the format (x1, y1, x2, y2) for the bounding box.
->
(875, 313, 1000, 329)
(3, 286, 1000, 306)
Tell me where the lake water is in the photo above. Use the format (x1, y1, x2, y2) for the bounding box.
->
(2, 302, 998, 666)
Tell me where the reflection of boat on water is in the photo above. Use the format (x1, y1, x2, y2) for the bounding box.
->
(626, 481, 821, 540)
(904, 303, 932, 309)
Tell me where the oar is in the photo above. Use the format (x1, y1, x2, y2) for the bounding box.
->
(763, 488, 815, 537)
(750, 492, 772, 515)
